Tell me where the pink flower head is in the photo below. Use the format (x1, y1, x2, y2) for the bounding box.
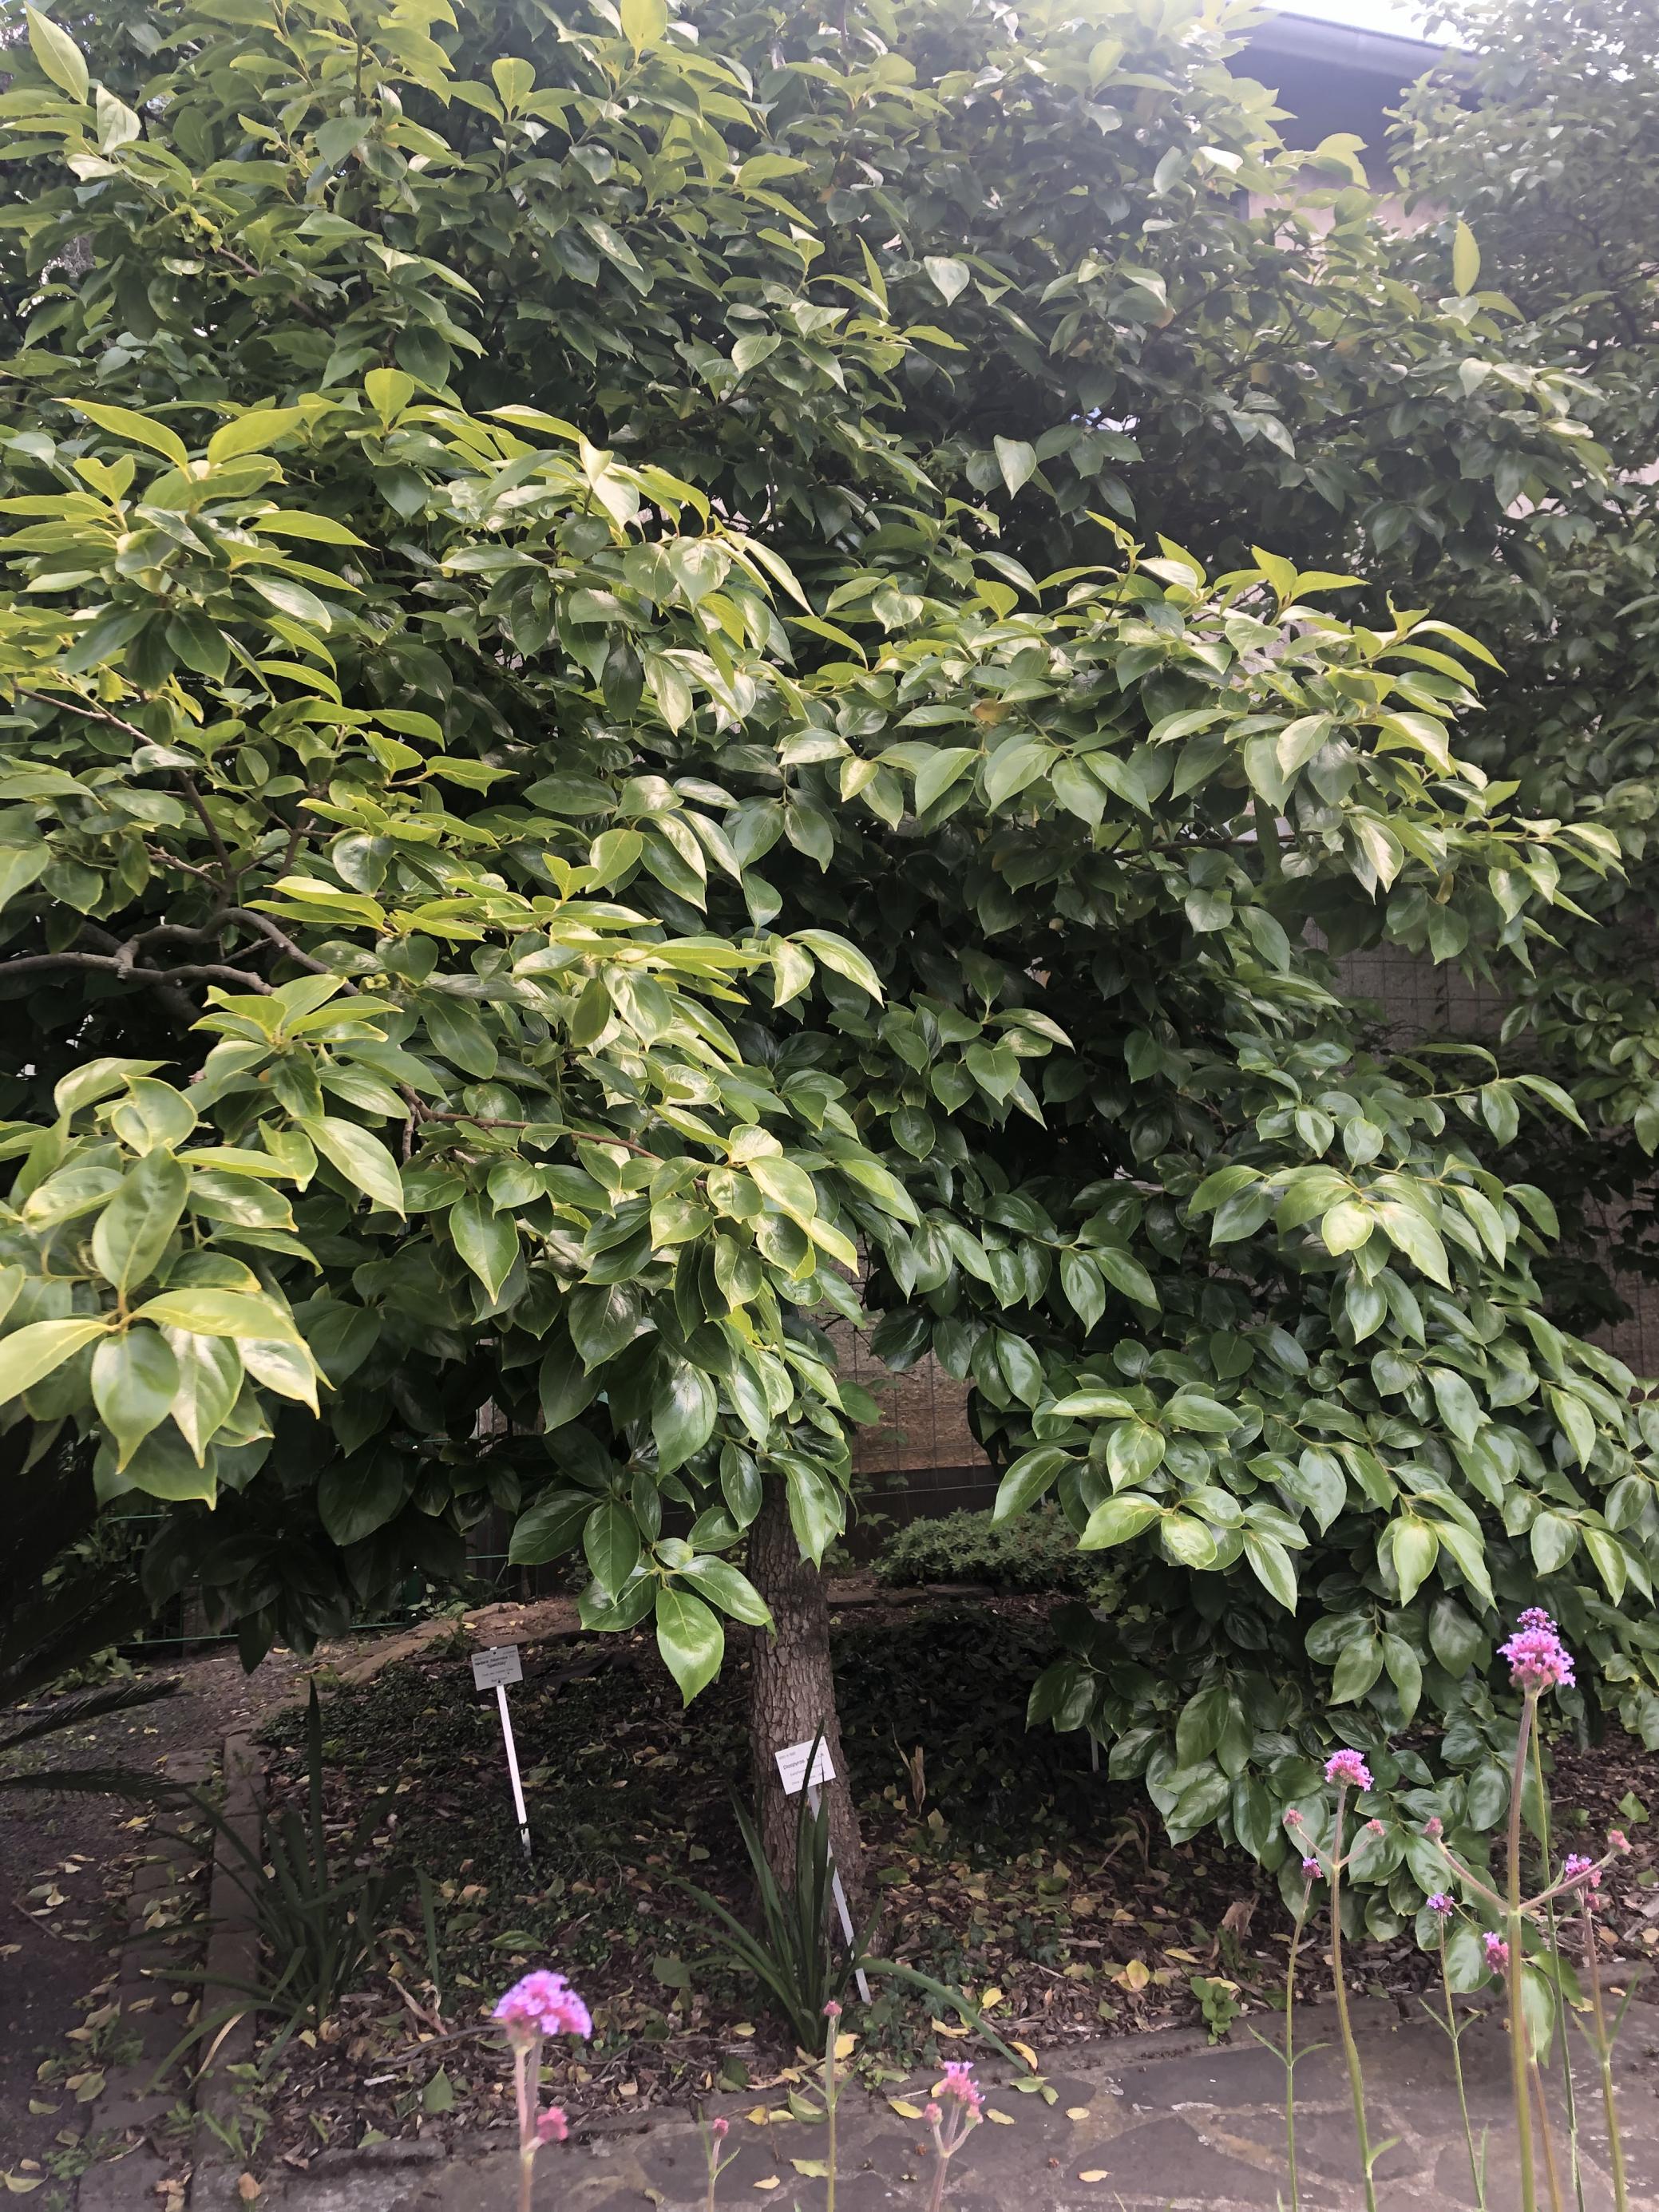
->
(1324, 1750, 1373, 1792)
(1499, 1617, 1575, 1695)
(711, 2116, 730, 2140)
(940, 2061, 984, 2117)
(1610, 1828, 1632, 1855)
(536, 2107, 570, 2146)
(1284, 1806, 1305, 1828)
(1427, 1893, 1453, 1916)
(823, 2000, 842, 2020)
(1364, 1818, 1384, 1836)
(925, 2101, 942, 2127)
(1562, 1853, 1602, 1892)
(1301, 1855, 1324, 1880)
(1483, 1933, 1511, 1972)
(1518, 1607, 1554, 1632)
(1424, 1815, 1444, 1841)
(494, 1971, 592, 2043)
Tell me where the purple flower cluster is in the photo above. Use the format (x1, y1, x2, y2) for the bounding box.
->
(939, 2061, 984, 2117)
(1499, 1612, 1575, 1694)
(1302, 1855, 1324, 1881)
(494, 1970, 592, 2042)
(1427, 1893, 1453, 1917)
(1483, 1932, 1511, 1972)
(1324, 1749, 1373, 1792)
(1563, 1852, 1602, 1892)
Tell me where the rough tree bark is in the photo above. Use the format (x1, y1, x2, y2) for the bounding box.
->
(745, 1470, 865, 1903)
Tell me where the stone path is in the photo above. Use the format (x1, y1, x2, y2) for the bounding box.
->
(212, 1999, 1659, 2212)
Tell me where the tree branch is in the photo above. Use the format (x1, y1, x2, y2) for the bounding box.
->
(0, 952, 271, 991)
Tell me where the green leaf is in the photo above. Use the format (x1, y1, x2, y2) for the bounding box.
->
(1242, 1529, 1298, 1612)
(91, 1328, 180, 1472)
(1059, 1248, 1104, 1331)
(1107, 1420, 1166, 1488)
(91, 1153, 188, 1293)
(790, 929, 884, 1002)
(584, 1497, 641, 1599)
(509, 1490, 592, 1566)
(0, 844, 49, 913)
(73, 400, 188, 467)
(307, 1118, 406, 1216)
(205, 409, 305, 464)
(319, 1453, 408, 1546)
(133, 1289, 300, 1342)
(993, 1446, 1073, 1521)
(1164, 1393, 1237, 1434)
(653, 1364, 717, 1474)
(993, 436, 1037, 497)
(568, 1283, 641, 1368)
(620, 0, 668, 51)
(449, 1192, 517, 1301)
(655, 1585, 723, 1704)
(26, 6, 89, 100)
(678, 1557, 772, 1628)
(1330, 1635, 1383, 1704)
(539, 1342, 599, 1428)
(1095, 1245, 1159, 1308)
(1050, 1389, 1138, 1419)
(1451, 219, 1480, 297)
(1078, 1493, 1161, 1550)
(924, 255, 972, 303)
(784, 1459, 844, 1565)
(1388, 1518, 1440, 1605)
(0, 1316, 109, 1404)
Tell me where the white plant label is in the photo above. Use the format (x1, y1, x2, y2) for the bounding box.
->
(470, 1644, 531, 1858)
(471, 1644, 524, 1691)
(774, 1738, 837, 1795)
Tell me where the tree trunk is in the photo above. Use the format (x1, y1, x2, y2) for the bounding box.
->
(745, 1472, 865, 1904)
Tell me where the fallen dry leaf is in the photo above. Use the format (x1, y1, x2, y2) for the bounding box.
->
(985, 2108, 1016, 2126)
(1067, 2106, 1091, 2120)
(752, 2182, 778, 2195)
(236, 2176, 261, 2203)
(1079, 2172, 1110, 2185)
(746, 2106, 768, 2125)
(888, 2099, 924, 2119)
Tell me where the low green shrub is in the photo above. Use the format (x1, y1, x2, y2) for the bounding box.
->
(873, 1506, 1119, 1601)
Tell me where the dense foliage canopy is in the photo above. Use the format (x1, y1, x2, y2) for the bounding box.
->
(2, 0, 1657, 1936)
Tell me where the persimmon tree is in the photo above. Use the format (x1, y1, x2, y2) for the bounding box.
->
(0, 0, 1654, 1917)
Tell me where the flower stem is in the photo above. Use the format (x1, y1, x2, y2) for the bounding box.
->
(1439, 1937, 1487, 2211)
(1285, 1894, 1307, 2212)
(1533, 2058, 1566, 2212)
(824, 2013, 838, 2212)
(1509, 1694, 1538, 2212)
(1327, 1791, 1378, 2212)
(1580, 1897, 1629, 2212)
(1528, 1725, 1586, 2212)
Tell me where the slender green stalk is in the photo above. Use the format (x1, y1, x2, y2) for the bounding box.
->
(1284, 1891, 1309, 2212)
(1532, 2059, 1566, 2212)
(1508, 1694, 1539, 2212)
(1326, 1791, 1379, 2212)
(1438, 1933, 1487, 2210)
(1529, 1727, 1586, 2212)
(824, 2005, 839, 2212)
(1578, 1894, 1630, 2212)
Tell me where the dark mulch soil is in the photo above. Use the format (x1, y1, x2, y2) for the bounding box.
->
(0, 1646, 315, 2198)
(246, 1599, 1659, 2166)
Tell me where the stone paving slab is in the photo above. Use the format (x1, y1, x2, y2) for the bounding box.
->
(196, 2000, 1659, 2212)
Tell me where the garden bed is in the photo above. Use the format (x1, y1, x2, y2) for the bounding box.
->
(244, 1597, 1659, 2166)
